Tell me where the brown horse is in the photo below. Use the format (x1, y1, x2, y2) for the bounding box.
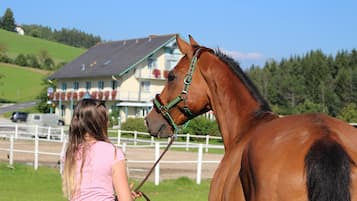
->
(145, 35, 357, 201)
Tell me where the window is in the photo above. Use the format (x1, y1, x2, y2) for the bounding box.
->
(73, 81, 79, 90)
(61, 83, 67, 91)
(98, 80, 104, 90)
(141, 81, 150, 92)
(85, 81, 91, 91)
(61, 104, 66, 117)
(111, 80, 118, 90)
(148, 56, 156, 69)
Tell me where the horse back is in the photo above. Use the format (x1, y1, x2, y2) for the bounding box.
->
(240, 113, 357, 201)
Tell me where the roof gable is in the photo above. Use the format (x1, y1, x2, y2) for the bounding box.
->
(49, 34, 176, 79)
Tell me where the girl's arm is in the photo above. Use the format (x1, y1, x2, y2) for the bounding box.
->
(112, 160, 133, 201)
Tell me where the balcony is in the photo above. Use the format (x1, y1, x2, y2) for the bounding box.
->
(135, 68, 169, 80)
(49, 90, 160, 102)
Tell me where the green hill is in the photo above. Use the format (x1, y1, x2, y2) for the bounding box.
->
(0, 63, 50, 102)
(0, 28, 85, 63)
(0, 29, 86, 103)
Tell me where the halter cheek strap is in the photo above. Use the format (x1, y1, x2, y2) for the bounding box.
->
(153, 47, 211, 133)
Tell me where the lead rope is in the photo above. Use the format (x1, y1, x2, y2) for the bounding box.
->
(133, 136, 175, 201)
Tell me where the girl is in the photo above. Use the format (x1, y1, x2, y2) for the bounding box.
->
(62, 99, 139, 201)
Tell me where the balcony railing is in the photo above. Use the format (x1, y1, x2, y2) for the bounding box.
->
(50, 90, 160, 102)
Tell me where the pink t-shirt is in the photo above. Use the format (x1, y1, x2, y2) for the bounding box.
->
(71, 141, 125, 201)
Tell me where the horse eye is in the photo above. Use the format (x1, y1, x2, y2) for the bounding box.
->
(168, 71, 176, 81)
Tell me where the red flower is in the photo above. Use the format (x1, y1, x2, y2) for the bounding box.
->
(111, 90, 117, 99)
(98, 91, 103, 100)
(104, 91, 110, 100)
(66, 92, 72, 100)
(79, 91, 85, 99)
(152, 69, 161, 78)
(73, 92, 78, 100)
(91, 91, 98, 99)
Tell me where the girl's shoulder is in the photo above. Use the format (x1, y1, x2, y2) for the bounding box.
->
(94, 141, 115, 149)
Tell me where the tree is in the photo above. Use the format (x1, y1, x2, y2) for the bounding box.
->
(337, 103, 357, 123)
(37, 79, 56, 113)
(1, 8, 16, 32)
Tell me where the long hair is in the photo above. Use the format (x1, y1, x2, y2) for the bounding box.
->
(62, 99, 109, 199)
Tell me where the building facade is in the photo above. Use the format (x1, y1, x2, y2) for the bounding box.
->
(49, 34, 182, 125)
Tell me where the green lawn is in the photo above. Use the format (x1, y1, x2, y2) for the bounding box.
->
(0, 163, 211, 201)
(0, 29, 85, 63)
(0, 63, 47, 102)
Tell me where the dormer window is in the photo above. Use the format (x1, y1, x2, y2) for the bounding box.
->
(148, 56, 156, 69)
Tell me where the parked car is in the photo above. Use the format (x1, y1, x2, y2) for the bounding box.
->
(10, 112, 28, 122)
(26, 113, 64, 138)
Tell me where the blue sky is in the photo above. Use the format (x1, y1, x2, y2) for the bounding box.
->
(1, 0, 357, 68)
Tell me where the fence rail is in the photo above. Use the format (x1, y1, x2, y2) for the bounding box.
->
(0, 123, 223, 185)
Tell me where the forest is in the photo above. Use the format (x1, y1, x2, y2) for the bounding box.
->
(247, 49, 357, 121)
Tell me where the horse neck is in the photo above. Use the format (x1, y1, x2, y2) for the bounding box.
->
(200, 55, 265, 150)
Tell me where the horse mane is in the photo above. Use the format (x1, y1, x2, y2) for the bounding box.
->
(214, 49, 271, 114)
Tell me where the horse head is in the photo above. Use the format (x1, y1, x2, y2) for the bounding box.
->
(145, 35, 213, 137)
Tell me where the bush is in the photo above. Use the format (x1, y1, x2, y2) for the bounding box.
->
(182, 116, 220, 137)
(14, 53, 28, 66)
(0, 54, 12, 63)
(43, 57, 55, 69)
(121, 118, 147, 132)
(26, 54, 40, 68)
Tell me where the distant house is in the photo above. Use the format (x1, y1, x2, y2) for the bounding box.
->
(49, 34, 182, 125)
(15, 25, 24, 35)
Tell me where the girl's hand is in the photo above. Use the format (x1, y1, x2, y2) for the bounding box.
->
(130, 183, 142, 200)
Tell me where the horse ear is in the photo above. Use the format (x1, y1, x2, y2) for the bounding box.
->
(189, 35, 200, 46)
(176, 35, 193, 58)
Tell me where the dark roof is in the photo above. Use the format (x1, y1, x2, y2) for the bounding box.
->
(49, 34, 176, 79)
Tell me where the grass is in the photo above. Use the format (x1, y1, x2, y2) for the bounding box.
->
(0, 163, 211, 201)
(0, 63, 48, 102)
(0, 29, 85, 63)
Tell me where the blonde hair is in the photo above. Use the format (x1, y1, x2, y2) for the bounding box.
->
(62, 99, 109, 199)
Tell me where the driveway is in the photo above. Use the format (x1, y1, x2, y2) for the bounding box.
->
(0, 101, 37, 115)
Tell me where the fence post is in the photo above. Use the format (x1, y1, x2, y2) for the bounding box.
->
(205, 135, 210, 152)
(122, 142, 127, 153)
(9, 135, 14, 166)
(15, 124, 18, 139)
(134, 131, 137, 146)
(47, 126, 51, 140)
(186, 133, 190, 151)
(155, 142, 160, 185)
(117, 130, 121, 146)
(60, 127, 64, 142)
(34, 125, 39, 170)
(151, 136, 154, 146)
(196, 144, 203, 184)
(60, 135, 67, 173)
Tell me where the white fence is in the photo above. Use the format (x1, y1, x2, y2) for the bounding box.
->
(0, 124, 223, 185)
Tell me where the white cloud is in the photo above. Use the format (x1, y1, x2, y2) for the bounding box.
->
(221, 49, 264, 61)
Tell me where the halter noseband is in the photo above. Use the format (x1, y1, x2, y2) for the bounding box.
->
(153, 47, 212, 133)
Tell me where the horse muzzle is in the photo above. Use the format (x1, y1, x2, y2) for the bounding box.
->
(145, 112, 174, 138)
